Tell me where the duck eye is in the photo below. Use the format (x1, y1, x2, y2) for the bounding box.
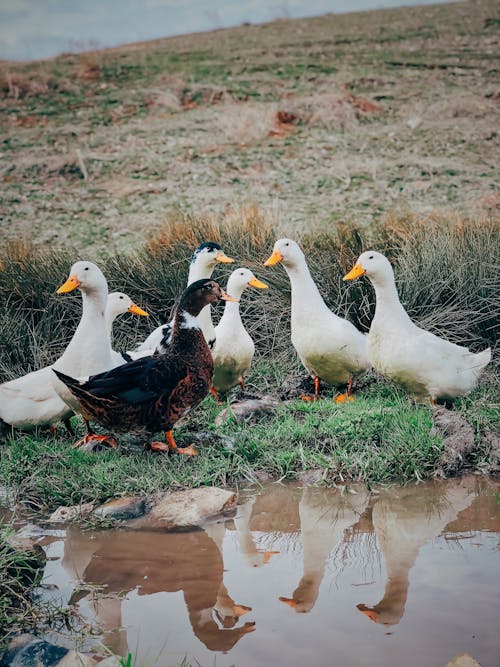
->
(285, 242, 289, 246)
(84, 267, 89, 271)
(119, 296, 124, 299)
(368, 255, 374, 260)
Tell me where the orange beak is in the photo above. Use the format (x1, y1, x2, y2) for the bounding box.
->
(128, 303, 149, 317)
(56, 274, 81, 294)
(279, 597, 297, 609)
(264, 250, 283, 266)
(248, 277, 268, 289)
(216, 250, 235, 264)
(343, 263, 366, 281)
(357, 604, 379, 623)
(232, 604, 252, 618)
(221, 289, 239, 303)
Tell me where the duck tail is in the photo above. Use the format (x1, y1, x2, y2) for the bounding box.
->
(52, 369, 80, 389)
(473, 347, 492, 376)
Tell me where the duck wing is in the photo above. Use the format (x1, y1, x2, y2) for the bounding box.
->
(55, 355, 187, 406)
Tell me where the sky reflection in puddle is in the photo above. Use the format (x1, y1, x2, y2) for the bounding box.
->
(29, 476, 500, 666)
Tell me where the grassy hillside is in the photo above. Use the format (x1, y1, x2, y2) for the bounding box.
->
(1, 0, 499, 256)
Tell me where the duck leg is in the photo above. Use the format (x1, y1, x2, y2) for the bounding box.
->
(334, 377, 355, 404)
(63, 417, 76, 437)
(300, 375, 320, 402)
(210, 386, 224, 405)
(72, 419, 118, 449)
(149, 430, 198, 456)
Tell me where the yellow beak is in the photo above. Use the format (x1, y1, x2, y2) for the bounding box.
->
(248, 277, 268, 289)
(263, 250, 283, 267)
(343, 263, 366, 281)
(216, 250, 235, 264)
(221, 289, 239, 303)
(57, 274, 81, 294)
(128, 303, 149, 317)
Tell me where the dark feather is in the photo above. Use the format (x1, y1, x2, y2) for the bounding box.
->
(53, 279, 221, 437)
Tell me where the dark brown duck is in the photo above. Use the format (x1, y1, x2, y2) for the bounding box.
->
(54, 279, 236, 455)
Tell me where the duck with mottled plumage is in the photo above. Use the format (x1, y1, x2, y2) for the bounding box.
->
(135, 242, 234, 354)
(343, 250, 491, 401)
(53, 279, 237, 455)
(264, 239, 370, 401)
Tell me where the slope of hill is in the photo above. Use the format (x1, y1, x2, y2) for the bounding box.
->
(0, 0, 498, 255)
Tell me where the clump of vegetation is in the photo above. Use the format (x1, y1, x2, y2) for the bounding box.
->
(0, 534, 44, 644)
(0, 209, 497, 382)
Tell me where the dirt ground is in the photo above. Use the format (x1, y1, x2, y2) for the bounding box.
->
(0, 0, 498, 256)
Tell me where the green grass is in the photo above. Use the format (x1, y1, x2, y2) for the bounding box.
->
(1, 375, 497, 514)
(0, 532, 72, 646)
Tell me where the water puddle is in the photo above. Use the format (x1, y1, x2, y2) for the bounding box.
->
(4, 476, 500, 666)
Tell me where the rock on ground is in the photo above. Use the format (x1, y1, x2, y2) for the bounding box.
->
(129, 487, 237, 530)
(214, 395, 280, 426)
(432, 407, 476, 476)
(49, 503, 95, 523)
(93, 496, 145, 520)
(0, 634, 122, 666)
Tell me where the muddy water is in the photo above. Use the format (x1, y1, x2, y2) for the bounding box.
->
(12, 476, 500, 666)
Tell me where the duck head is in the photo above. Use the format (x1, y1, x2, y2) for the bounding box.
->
(191, 242, 234, 270)
(105, 292, 149, 320)
(57, 261, 108, 296)
(180, 278, 238, 317)
(264, 238, 304, 269)
(226, 268, 268, 300)
(343, 250, 395, 287)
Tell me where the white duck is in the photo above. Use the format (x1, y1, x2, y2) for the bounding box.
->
(51, 261, 120, 447)
(105, 292, 149, 366)
(0, 290, 147, 436)
(264, 238, 370, 401)
(343, 251, 491, 401)
(135, 241, 234, 354)
(212, 268, 268, 396)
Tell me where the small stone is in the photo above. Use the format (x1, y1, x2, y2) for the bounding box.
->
(214, 396, 280, 426)
(433, 407, 476, 475)
(93, 496, 145, 520)
(49, 503, 95, 523)
(0, 637, 69, 667)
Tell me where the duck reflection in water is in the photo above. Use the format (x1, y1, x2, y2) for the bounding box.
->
(62, 522, 255, 653)
(279, 486, 369, 613)
(357, 478, 476, 626)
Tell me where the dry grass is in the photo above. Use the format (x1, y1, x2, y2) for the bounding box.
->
(0, 209, 497, 384)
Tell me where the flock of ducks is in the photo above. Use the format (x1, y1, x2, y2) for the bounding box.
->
(0, 239, 491, 455)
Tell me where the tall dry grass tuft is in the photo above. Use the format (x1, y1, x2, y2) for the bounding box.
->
(0, 210, 497, 383)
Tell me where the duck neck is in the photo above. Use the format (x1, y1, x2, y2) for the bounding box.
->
(370, 272, 409, 324)
(284, 258, 327, 323)
(170, 309, 207, 356)
(187, 262, 215, 341)
(59, 287, 110, 365)
(188, 261, 214, 284)
(104, 306, 115, 338)
(219, 284, 244, 327)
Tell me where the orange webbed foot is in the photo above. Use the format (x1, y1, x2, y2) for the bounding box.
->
(147, 441, 172, 453)
(334, 392, 355, 404)
(72, 433, 118, 450)
(177, 444, 198, 457)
